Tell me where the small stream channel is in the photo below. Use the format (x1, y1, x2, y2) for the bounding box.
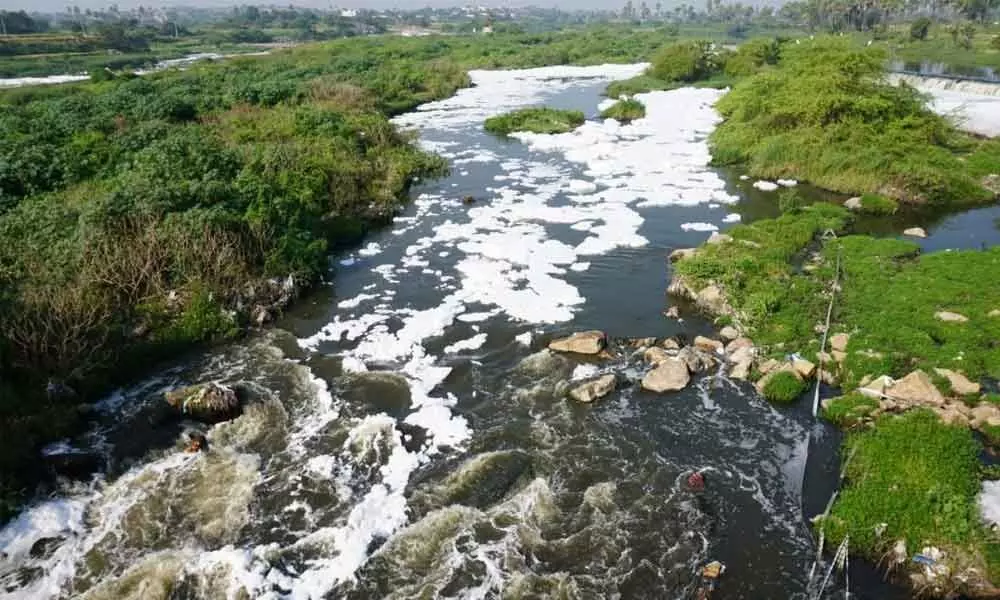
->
(0, 64, 997, 600)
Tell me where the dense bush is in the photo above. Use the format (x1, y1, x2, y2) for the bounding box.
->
(723, 37, 782, 77)
(710, 36, 995, 205)
(647, 40, 719, 82)
(484, 107, 586, 135)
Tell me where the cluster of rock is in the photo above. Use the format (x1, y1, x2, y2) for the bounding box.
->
(546, 328, 764, 402)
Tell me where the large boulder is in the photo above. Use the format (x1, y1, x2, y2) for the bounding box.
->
(792, 357, 817, 379)
(165, 382, 242, 424)
(693, 336, 724, 354)
(729, 346, 755, 380)
(548, 331, 606, 355)
(859, 375, 894, 399)
(677, 346, 717, 373)
(569, 374, 617, 403)
(695, 285, 728, 315)
(643, 347, 672, 366)
(885, 370, 945, 407)
(934, 368, 981, 396)
(719, 326, 740, 342)
(642, 358, 691, 393)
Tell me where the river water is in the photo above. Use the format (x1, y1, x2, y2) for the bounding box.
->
(3, 64, 983, 600)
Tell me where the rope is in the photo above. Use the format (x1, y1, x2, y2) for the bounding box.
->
(812, 242, 843, 418)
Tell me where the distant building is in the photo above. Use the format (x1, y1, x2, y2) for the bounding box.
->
(340, 9, 357, 18)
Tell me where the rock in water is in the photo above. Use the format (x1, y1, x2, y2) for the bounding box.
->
(569, 374, 617, 403)
(548, 331, 606, 355)
(693, 336, 724, 354)
(677, 346, 716, 373)
(165, 382, 242, 424)
(844, 197, 862, 210)
(642, 358, 691, 393)
(643, 347, 671, 365)
(886, 370, 945, 407)
(903, 227, 927, 238)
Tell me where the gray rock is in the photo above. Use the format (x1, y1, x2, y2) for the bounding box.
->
(548, 331, 606, 355)
(677, 346, 716, 373)
(886, 370, 945, 407)
(643, 347, 671, 366)
(693, 336, 724, 354)
(669, 248, 698, 262)
(903, 227, 927, 238)
(165, 382, 242, 424)
(934, 311, 968, 323)
(933, 368, 980, 396)
(707, 233, 732, 245)
(642, 358, 691, 393)
(569, 374, 617, 403)
(719, 326, 740, 341)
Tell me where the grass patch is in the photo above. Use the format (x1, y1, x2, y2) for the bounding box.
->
(605, 74, 676, 98)
(600, 98, 646, 123)
(859, 193, 899, 215)
(762, 371, 807, 403)
(484, 107, 586, 136)
(821, 411, 997, 577)
(823, 393, 880, 428)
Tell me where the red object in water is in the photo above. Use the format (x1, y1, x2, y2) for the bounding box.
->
(687, 471, 705, 491)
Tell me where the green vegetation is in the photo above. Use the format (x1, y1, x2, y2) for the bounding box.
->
(820, 411, 1000, 583)
(710, 37, 997, 206)
(648, 40, 721, 82)
(822, 393, 880, 428)
(859, 193, 899, 215)
(600, 98, 646, 123)
(484, 108, 586, 135)
(762, 371, 807, 403)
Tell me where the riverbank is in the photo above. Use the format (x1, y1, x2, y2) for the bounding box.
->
(659, 38, 1000, 594)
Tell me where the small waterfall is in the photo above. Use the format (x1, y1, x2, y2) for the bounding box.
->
(888, 73, 1000, 97)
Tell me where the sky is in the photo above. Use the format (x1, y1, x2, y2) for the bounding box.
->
(10, 0, 632, 13)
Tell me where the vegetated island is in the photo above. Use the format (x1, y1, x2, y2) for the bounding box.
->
(484, 107, 586, 135)
(658, 35, 1000, 598)
(600, 98, 646, 123)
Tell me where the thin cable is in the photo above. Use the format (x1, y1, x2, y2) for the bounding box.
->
(813, 242, 842, 417)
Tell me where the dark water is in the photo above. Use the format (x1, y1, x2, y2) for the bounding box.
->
(0, 66, 947, 600)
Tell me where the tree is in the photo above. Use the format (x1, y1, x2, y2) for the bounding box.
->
(623, 0, 636, 19)
(641, 1, 653, 20)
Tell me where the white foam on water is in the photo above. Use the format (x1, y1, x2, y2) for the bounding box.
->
(0, 498, 87, 599)
(571, 364, 600, 380)
(777, 179, 798, 187)
(723, 213, 742, 223)
(515, 331, 533, 346)
(980, 480, 1000, 526)
(444, 333, 488, 354)
(569, 262, 590, 272)
(753, 180, 779, 192)
(680, 222, 719, 232)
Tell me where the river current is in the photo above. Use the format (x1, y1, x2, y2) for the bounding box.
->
(1, 64, 968, 600)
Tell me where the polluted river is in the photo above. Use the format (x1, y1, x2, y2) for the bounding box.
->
(5, 63, 1000, 600)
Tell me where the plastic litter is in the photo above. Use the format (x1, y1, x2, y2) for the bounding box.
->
(695, 561, 725, 599)
(687, 471, 705, 491)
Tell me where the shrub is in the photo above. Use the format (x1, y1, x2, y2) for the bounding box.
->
(723, 37, 781, 77)
(600, 98, 645, 123)
(484, 107, 586, 135)
(910, 17, 932, 41)
(762, 371, 807, 403)
(992, 35, 1000, 51)
(647, 40, 719, 83)
(605, 75, 674, 98)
